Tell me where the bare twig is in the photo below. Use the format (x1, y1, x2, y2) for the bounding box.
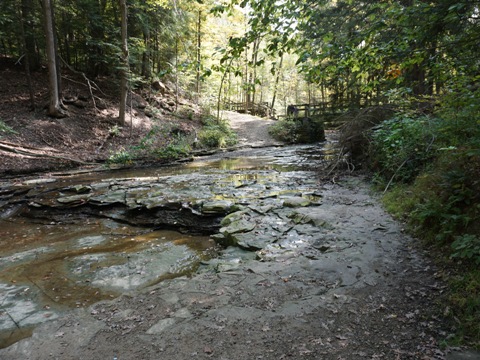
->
(59, 56, 105, 112)
(383, 159, 408, 194)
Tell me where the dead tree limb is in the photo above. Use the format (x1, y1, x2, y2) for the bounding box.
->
(59, 56, 105, 112)
(0, 142, 94, 165)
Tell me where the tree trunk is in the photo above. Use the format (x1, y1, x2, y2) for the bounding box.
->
(196, 10, 202, 103)
(217, 58, 234, 121)
(175, 37, 179, 112)
(118, 0, 128, 126)
(21, 0, 40, 71)
(271, 55, 283, 111)
(42, 0, 65, 118)
(19, 4, 35, 110)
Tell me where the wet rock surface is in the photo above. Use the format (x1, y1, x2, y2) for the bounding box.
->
(0, 139, 476, 359)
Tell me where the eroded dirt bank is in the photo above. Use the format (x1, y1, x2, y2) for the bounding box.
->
(0, 175, 463, 360)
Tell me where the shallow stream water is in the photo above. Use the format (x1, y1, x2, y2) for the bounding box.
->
(0, 141, 335, 348)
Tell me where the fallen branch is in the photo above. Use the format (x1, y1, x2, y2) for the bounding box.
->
(0, 142, 94, 165)
(60, 56, 105, 112)
(383, 159, 408, 194)
(0, 140, 61, 153)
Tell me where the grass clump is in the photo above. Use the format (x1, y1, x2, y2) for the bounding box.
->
(0, 119, 17, 137)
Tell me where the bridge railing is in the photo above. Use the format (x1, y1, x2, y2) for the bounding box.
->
(224, 101, 274, 118)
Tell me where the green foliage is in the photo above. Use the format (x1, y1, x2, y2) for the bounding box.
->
(381, 184, 418, 220)
(269, 117, 325, 144)
(268, 118, 298, 143)
(109, 125, 122, 137)
(380, 145, 480, 346)
(107, 124, 194, 164)
(197, 115, 237, 148)
(447, 270, 480, 346)
(153, 134, 191, 160)
(370, 115, 438, 184)
(107, 148, 135, 165)
(452, 235, 480, 265)
(373, 76, 480, 345)
(380, 145, 480, 243)
(0, 119, 17, 137)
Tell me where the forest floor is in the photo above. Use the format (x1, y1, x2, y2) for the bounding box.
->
(1, 63, 479, 359)
(0, 61, 201, 177)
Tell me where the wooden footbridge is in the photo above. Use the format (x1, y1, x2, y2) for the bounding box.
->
(225, 101, 274, 118)
(285, 102, 351, 117)
(284, 102, 351, 129)
(225, 100, 353, 128)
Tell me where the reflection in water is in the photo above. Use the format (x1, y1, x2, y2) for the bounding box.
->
(0, 219, 215, 348)
(0, 140, 336, 348)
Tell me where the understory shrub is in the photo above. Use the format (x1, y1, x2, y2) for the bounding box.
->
(373, 85, 480, 346)
(269, 118, 297, 143)
(197, 116, 237, 148)
(269, 116, 325, 143)
(369, 115, 439, 184)
(154, 134, 191, 160)
(107, 124, 193, 164)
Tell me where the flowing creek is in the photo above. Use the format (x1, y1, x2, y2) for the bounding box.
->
(0, 142, 336, 348)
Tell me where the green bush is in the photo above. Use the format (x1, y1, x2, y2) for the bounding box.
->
(197, 116, 237, 148)
(370, 75, 480, 347)
(154, 137, 191, 160)
(452, 235, 480, 265)
(269, 117, 325, 144)
(269, 118, 298, 143)
(370, 115, 438, 184)
(107, 148, 135, 165)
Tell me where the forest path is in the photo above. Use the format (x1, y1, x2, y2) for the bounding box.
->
(222, 110, 283, 147)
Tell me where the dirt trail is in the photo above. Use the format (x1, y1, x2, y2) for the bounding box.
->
(0, 113, 476, 360)
(223, 110, 283, 148)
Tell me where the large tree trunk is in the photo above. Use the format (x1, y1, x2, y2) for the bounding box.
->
(118, 0, 128, 126)
(42, 0, 65, 118)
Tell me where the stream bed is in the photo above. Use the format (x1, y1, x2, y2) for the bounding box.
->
(0, 142, 333, 348)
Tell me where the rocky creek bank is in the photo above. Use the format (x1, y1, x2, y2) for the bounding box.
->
(0, 162, 474, 359)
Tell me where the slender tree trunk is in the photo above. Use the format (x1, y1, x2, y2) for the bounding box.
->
(19, 5, 35, 110)
(175, 37, 179, 112)
(51, 2, 62, 100)
(271, 55, 283, 111)
(244, 45, 249, 113)
(217, 58, 234, 121)
(21, 0, 40, 71)
(42, 0, 65, 118)
(196, 10, 202, 103)
(119, 0, 128, 126)
(250, 38, 259, 107)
